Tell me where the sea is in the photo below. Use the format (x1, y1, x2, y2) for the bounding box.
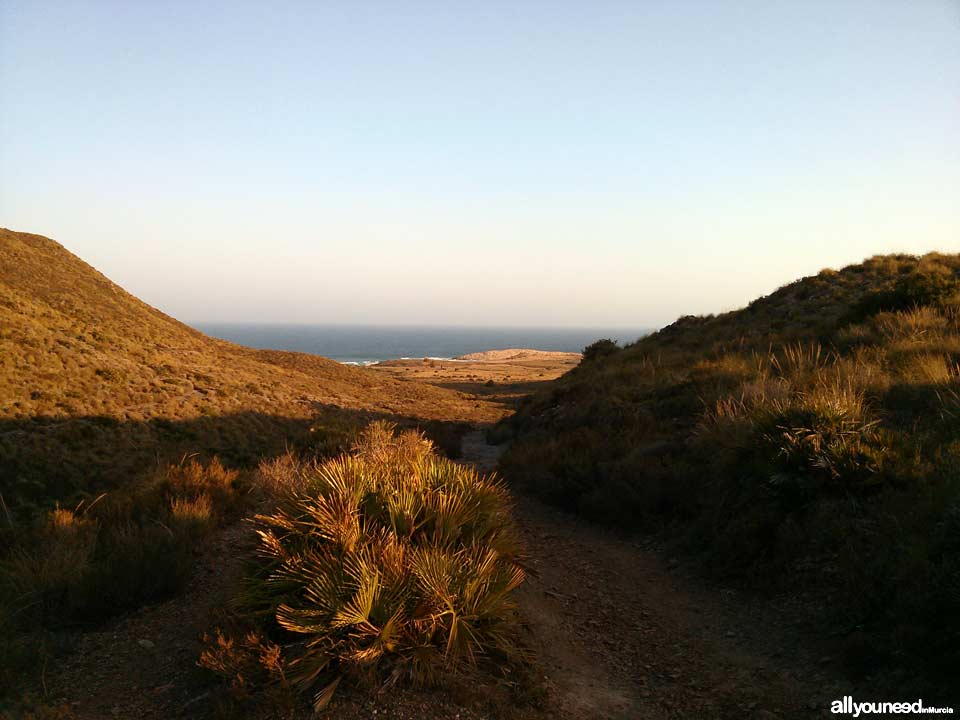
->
(195, 324, 650, 366)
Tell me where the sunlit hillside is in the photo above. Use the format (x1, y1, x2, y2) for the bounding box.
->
(0, 228, 495, 509)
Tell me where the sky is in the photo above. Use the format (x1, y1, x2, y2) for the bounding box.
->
(1, 1, 958, 328)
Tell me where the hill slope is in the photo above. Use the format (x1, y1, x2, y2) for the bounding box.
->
(499, 252, 960, 692)
(0, 228, 493, 506)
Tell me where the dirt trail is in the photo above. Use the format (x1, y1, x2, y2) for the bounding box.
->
(461, 430, 845, 720)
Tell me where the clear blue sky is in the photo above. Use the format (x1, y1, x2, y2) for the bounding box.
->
(2, 1, 958, 327)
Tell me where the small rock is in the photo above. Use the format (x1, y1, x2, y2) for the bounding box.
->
(137, 639, 155, 649)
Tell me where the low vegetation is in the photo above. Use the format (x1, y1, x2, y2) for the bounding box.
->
(499, 253, 960, 693)
(201, 422, 526, 712)
(0, 456, 248, 703)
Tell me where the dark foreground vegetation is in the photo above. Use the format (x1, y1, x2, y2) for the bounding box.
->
(498, 253, 960, 697)
(0, 455, 242, 705)
(0, 412, 478, 713)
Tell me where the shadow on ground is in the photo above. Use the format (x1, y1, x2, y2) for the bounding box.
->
(0, 405, 475, 519)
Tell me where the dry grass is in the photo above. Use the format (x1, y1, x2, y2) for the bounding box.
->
(0, 228, 492, 426)
(0, 454, 256, 705)
(0, 228, 501, 518)
(370, 353, 580, 415)
(0, 457, 243, 630)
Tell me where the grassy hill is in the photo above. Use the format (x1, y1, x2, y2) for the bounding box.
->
(498, 252, 960, 689)
(0, 228, 494, 511)
(0, 228, 508, 702)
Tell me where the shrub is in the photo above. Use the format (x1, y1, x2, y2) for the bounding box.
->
(169, 494, 214, 540)
(77, 521, 195, 614)
(256, 451, 310, 498)
(852, 266, 960, 319)
(243, 422, 526, 711)
(751, 385, 886, 499)
(419, 420, 468, 459)
(895, 267, 960, 309)
(582, 338, 619, 362)
(499, 427, 606, 514)
(0, 507, 96, 626)
(161, 455, 241, 513)
(199, 628, 288, 690)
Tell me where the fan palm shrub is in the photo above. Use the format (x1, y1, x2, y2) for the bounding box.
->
(246, 422, 526, 710)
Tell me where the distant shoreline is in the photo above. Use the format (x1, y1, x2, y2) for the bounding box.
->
(369, 348, 582, 368)
(195, 323, 647, 365)
(341, 356, 456, 367)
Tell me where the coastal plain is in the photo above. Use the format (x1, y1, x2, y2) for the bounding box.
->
(371, 349, 581, 414)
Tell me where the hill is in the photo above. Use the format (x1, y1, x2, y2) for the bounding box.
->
(0, 228, 495, 509)
(498, 252, 960, 691)
(454, 348, 581, 362)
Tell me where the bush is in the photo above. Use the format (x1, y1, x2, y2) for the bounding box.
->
(76, 521, 195, 615)
(582, 339, 619, 362)
(241, 422, 526, 711)
(852, 266, 960, 319)
(161, 455, 241, 514)
(750, 387, 887, 501)
(0, 508, 96, 626)
(169, 494, 214, 539)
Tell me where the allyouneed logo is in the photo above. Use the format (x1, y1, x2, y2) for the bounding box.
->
(831, 697, 954, 716)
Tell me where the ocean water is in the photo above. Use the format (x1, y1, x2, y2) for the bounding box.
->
(195, 323, 650, 365)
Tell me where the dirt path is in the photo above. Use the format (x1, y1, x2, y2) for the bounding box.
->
(461, 431, 846, 720)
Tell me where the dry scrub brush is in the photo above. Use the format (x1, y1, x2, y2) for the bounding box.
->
(0, 457, 241, 629)
(219, 422, 526, 711)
